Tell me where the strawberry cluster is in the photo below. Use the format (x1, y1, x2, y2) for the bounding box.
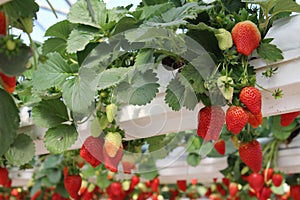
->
(0, 11, 16, 94)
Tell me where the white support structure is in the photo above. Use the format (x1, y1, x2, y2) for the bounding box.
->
(13, 15, 300, 187)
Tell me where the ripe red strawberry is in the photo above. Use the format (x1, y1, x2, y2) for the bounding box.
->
(240, 86, 262, 115)
(130, 175, 140, 190)
(80, 145, 101, 168)
(226, 106, 249, 134)
(0, 167, 9, 186)
(214, 139, 225, 155)
(197, 106, 225, 141)
(0, 72, 16, 93)
(177, 180, 187, 192)
(290, 185, 300, 200)
(248, 112, 263, 128)
(231, 20, 261, 56)
(238, 140, 262, 173)
(272, 173, 283, 187)
(81, 136, 104, 166)
(151, 177, 160, 193)
(104, 132, 123, 158)
(103, 146, 123, 172)
(263, 168, 273, 182)
(52, 192, 69, 200)
(260, 187, 272, 200)
(229, 182, 239, 197)
(280, 111, 300, 127)
(31, 190, 41, 200)
(248, 173, 264, 192)
(64, 174, 82, 199)
(122, 160, 136, 174)
(0, 12, 6, 35)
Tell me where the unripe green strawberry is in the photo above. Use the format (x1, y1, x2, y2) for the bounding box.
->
(106, 103, 117, 123)
(215, 28, 233, 50)
(239, 140, 262, 173)
(226, 106, 249, 134)
(0, 12, 6, 35)
(6, 39, 16, 51)
(232, 20, 261, 56)
(197, 106, 225, 141)
(217, 76, 234, 100)
(240, 86, 262, 115)
(104, 132, 123, 158)
(280, 111, 300, 127)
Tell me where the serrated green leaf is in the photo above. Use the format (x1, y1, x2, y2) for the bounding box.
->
(138, 156, 158, 180)
(97, 67, 134, 90)
(44, 124, 78, 154)
(42, 38, 67, 55)
(272, 115, 295, 140)
(186, 152, 201, 167)
(45, 20, 76, 40)
(32, 99, 69, 128)
(147, 135, 166, 152)
(62, 68, 98, 114)
(272, 0, 300, 17)
(68, 0, 100, 28)
(112, 16, 140, 35)
(32, 52, 79, 91)
(47, 169, 62, 184)
(5, 134, 35, 166)
(115, 70, 159, 106)
(133, 49, 155, 73)
(179, 64, 206, 94)
(165, 78, 185, 111)
(145, 2, 202, 27)
(0, 89, 19, 157)
(140, 3, 173, 20)
(67, 26, 99, 54)
(43, 154, 64, 169)
(257, 42, 283, 62)
(2, 0, 39, 20)
(183, 85, 199, 110)
(125, 27, 171, 43)
(96, 171, 111, 189)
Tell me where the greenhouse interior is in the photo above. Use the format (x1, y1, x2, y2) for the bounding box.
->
(1, 0, 300, 199)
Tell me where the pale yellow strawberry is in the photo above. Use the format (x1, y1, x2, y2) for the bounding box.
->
(104, 132, 123, 158)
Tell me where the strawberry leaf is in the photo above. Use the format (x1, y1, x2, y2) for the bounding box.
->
(32, 52, 79, 91)
(271, 115, 295, 140)
(5, 134, 35, 166)
(165, 78, 185, 111)
(62, 68, 98, 114)
(272, 0, 300, 18)
(45, 20, 76, 40)
(115, 70, 159, 106)
(32, 99, 69, 128)
(66, 26, 99, 54)
(44, 124, 78, 154)
(257, 42, 283, 62)
(138, 156, 158, 180)
(43, 38, 67, 55)
(0, 89, 19, 157)
(67, 0, 105, 28)
(133, 49, 155, 73)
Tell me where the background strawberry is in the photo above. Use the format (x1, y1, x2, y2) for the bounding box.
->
(103, 146, 123, 172)
(240, 86, 262, 115)
(104, 132, 123, 158)
(0, 11, 6, 35)
(176, 180, 187, 192)
(0, 167, 9, 186)
(280, 111, 300, 126)
(231, 20, 261, 56)
(64, 174, 82, 199)
(290, 185, 300, 200)
(238, 140, 262, 173)
(248, 173, 264, 193)
(130, 175, 140, 191)
(80, 145, 101, 168)
(226, 106, 249, 134)
(263, 168, 273, 182)
(272, 173, 283, 187)
(81, 136, 104, 164)
(214, 139, 225, 155)
(248, 112, 263, 128)
(0, 72, 16, 93)
(229, 182, 239, 197)
(197, 106, 225, 141)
